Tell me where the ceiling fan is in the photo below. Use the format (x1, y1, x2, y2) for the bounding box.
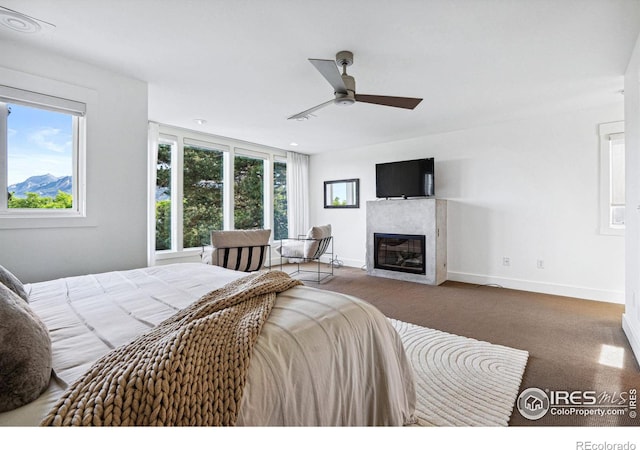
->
(288, 50, 423, 120)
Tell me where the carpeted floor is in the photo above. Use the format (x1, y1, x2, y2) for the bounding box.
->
(286, 264, 640, 426)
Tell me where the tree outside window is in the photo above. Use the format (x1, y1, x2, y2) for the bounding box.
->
(274, 160, 288, 240)
(155, 142, 172, 251)
(152, 125, 289, 255)
(183, 145, 224, 248)
(234, 155, 264, 230)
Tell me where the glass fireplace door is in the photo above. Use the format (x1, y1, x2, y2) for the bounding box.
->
(374, 233, 426, 275)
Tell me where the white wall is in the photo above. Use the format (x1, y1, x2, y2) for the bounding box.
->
(0, 41, 148, 283)
(623, 33, 640, 363)
(310, 104, 625, 303)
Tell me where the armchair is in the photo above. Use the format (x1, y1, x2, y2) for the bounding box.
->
(276, 224, 334, 282)
(201, 229, 271, 272)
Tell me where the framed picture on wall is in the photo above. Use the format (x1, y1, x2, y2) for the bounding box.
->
(324, 178, 359, 209)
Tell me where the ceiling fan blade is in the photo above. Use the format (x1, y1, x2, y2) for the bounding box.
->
(309, 59, 347, 94)
(287, 99, 335, 120)
(355, 94, 423, 110)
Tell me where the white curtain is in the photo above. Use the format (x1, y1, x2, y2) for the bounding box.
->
(287, 151, 310, 238)
(147, 122, 160, 267)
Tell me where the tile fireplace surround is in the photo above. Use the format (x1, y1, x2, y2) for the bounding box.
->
(366, 198, 447, 285)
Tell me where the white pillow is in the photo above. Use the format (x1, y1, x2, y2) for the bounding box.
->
(276, 240, 305, 258)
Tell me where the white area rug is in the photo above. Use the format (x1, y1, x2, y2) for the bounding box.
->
(390, 319, 529, 426)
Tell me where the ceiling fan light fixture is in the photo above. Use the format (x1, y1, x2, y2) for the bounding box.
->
(334, 97, 355, 107)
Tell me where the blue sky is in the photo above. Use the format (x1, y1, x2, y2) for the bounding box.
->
(7, 103, 73, 185)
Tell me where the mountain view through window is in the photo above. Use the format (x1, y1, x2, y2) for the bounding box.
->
(6, 103, 73, 209)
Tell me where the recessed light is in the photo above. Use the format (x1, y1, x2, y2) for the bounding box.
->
(0, 6, 54, 34)
(289, 142, 298, 147)
(194, 119, 207, 125)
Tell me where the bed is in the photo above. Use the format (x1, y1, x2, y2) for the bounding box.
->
(0, 263, 416, 426)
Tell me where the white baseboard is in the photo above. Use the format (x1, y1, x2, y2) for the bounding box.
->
(318, 255, 366, 270)
(622, 314, 640, 366)
(299, 262, 624, 304)
(447, 271, 624, 304)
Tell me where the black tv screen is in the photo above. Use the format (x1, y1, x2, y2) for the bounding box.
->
(376, 158, 435, 199)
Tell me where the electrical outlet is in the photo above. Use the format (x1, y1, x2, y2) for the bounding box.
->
(502, 257, 510, 267)
(537, 260, 544, 269)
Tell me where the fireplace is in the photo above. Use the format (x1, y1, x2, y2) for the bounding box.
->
(366, 199, 446, 285)
(374, 233, 426, 275)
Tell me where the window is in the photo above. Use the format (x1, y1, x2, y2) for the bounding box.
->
(183, 142, 225, 248)
(599, 121, 625, 235)
(273, 158, 288, 240)
(234, 153, 265, 230)
(0, 85, 86, 217)
(609, 135, 625, 226)
(155, 139, 174, 251)
(152, 125, 288, 257)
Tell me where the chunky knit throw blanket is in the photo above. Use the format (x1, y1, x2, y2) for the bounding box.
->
(40, 271, 302, 426)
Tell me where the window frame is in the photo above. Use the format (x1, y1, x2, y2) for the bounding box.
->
(181, 138, 229, 250)
(233, 148, 271, 232)
(599, 121, 625, 236)
(0, 76, 91, 229)
(155, 134, 178, 253)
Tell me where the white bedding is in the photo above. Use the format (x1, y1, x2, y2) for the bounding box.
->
(0, 263, 416, 426)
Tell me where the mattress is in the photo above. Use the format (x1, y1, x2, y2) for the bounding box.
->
(0, 263, 416, 426)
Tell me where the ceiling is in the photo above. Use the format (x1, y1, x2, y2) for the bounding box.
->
(1, 0, 639, 154)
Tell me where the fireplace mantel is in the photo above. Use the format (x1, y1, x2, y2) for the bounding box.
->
(366, 198, 447, 285)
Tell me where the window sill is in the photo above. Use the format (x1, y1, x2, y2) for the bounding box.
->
(0, 215, 97, 229)
(152, 249, 204, 266)
(599, 226, 624, 237)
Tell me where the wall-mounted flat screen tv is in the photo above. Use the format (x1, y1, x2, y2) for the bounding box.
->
(375, 158, 435, 199)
